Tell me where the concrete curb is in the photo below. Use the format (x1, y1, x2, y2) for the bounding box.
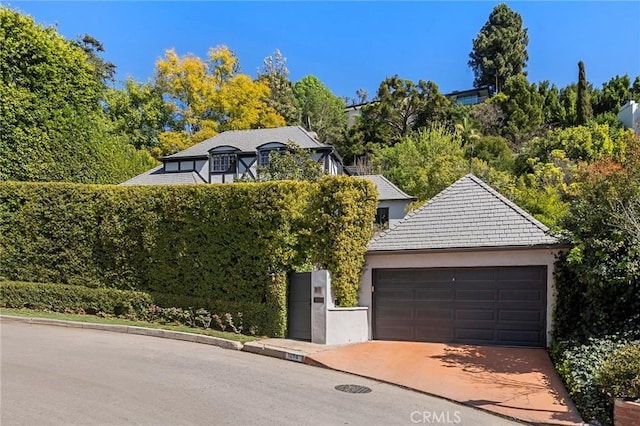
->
(242, 341, 307, 364)
(0, 315, 244, 351)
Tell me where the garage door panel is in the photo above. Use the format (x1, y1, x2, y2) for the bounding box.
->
(415, 324, 452, 341)
(499, 310, 543, 322)
(456, 289, 496, 301)
(415, 287, 453, 301)
(455, 309, 495, 321)
(455, 269, 497, 281)
(376, 270, 413, 281)
(373, 266, 546, 347)
(377, 304, 413, 321)
(498, 267, 542, 281)
(498, 329, 542, 345)
(499, 289, 543, 301)
(455, 328, 496, 342)
(376, 324, 414, 341)
(416, 307, 452, 321)
(412, 270, 454, 283)
(376, 288, 413, 301)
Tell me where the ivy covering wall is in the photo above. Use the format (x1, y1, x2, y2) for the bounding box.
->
(0, 177, 377, 336)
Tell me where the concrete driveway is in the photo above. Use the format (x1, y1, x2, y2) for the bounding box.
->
(307, 341, 584, 425)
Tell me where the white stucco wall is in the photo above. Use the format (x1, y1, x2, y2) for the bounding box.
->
(325, 308, 369, 345)
(311, 270, 369, 345)
(359, 248, 563, 346)
(378, 199, 412, 227)
(618, 100, 640, 135)
(196, 160, 208, 181)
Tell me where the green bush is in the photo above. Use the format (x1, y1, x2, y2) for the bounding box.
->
(552, 336, 640, 425)
(597, 344, 640, 400)
(0, 280, 152, 318)
(0, 178, 377, 335)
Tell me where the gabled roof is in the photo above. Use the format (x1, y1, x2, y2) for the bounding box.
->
(161, 126, 329, 160)
(368, 174, 558, 252)
(357, 175, 416, 201)
(120, 165, 206, 186)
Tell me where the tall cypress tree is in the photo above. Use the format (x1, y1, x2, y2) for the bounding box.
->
(576, 61, 593, 125)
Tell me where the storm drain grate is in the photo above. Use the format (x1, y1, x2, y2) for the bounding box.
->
(334, 384, 372, 394)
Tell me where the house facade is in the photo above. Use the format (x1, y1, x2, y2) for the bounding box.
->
(122, 127, 415, 224)
(122, 126, 343, 185)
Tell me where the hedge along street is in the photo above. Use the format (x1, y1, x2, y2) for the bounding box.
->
(0, 177, 377, 337)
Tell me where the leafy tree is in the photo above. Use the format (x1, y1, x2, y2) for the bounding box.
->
(257, 141, 324, 182)
(560, 135, 640, 337)
(517, 124, 617, 170)
(335, 121, 367, 165)
(576, 61, 593, 125)
(258, 49, 300, 125)
(592, 74, 640, 117)
(355, 76, 452, 148)
(468, 3, 529, 92)
(491, 75, 543, 146)
(154, 45, 285, 154)
(103, 78, 171, 152)
(373, 125, 468, 202)
(469, 101, 506, 136)
(467, 135, 514, 172)
(538, 80, 565, 127)
(0, 7, 156, 184)
(559, 84, 578, 127)
(72, 34, 116, 86)
(293, 75, 346, 144)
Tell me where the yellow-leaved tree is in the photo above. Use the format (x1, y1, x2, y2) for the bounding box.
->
(154, 45, 285, 156)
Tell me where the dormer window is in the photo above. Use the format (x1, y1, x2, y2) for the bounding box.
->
(211, 153, 236, 173)
(258, 148, 286, 167)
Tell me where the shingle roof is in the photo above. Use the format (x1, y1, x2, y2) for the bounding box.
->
(368, 174, 558, 252)
(357, 175, 416, 201)
(120, 166, 207, 186)
(161, 126, 328, 159)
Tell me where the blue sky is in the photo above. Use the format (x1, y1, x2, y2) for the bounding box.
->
(6, 1, 640, 100)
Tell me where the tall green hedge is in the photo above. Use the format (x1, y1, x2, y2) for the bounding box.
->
(0, 177, 376, 336)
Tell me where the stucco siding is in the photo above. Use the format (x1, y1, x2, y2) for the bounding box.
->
(378, 199, 411, 226)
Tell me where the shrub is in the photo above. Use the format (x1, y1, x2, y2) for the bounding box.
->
(0, 280, 152, 318)
(0, 178, 376, 336)
(552, 336, 640, 425)
(597, 344, 640, 400)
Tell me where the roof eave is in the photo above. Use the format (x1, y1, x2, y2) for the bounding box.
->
(366, 243, 570, 255)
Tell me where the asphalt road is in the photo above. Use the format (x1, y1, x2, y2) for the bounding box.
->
(1, 321, 521, 426)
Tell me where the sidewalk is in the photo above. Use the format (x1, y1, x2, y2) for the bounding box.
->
(242, 338, 336, 363)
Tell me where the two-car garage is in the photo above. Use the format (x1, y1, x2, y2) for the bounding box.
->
(372, 266, 547, 347)
(361, 175, 563, 348)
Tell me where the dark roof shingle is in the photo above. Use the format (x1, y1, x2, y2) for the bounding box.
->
(356, 175, 415, 201)
(368, 174, 558, 252)
(120, 166, 206, 186)
(162, 126, 328, 159)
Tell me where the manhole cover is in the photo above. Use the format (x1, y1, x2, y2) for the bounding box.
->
(334, 384, 372, 394)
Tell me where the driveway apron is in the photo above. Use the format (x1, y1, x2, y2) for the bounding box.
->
(307, 341, 583, 425)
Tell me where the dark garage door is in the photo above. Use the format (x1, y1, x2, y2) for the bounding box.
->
(373, 266, 547, 347)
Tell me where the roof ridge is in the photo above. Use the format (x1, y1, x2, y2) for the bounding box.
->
(376, 175, 414, 200)
(465, 174, 550, 233)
